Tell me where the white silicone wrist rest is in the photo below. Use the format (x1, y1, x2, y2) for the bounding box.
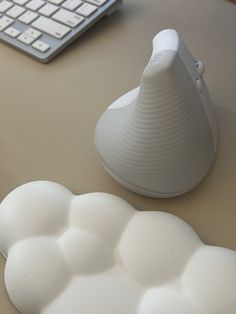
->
(0, 181, 236, 314)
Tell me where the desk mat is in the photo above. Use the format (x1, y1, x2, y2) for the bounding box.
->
(0, 181, 236, 313)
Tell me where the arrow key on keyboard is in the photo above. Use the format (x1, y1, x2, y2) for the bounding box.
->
(24, 27, 42, 39)
(4, 26, 20, 37)
(32, 40, 50, 52)
(18, 33, 35, 44)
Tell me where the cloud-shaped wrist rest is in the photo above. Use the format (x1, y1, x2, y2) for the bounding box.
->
(0, 181, 236, 314)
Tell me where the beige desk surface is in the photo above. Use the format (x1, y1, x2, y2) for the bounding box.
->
(0, 0, 236, 312)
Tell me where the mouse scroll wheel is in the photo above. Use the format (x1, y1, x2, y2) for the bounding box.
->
(195, 59, 205, 77)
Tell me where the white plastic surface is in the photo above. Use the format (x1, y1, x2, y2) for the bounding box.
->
(149, 29, 179, 63)
(1, 181, 236, 314)
(95, 29, 217, 197)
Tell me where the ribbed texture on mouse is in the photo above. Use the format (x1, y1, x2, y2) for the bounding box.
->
(95, 29, 217, 197)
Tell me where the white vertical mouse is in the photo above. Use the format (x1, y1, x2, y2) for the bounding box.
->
(95, 29, 217, 197)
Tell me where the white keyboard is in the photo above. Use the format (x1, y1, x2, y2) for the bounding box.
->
(0, 0, 122, 62)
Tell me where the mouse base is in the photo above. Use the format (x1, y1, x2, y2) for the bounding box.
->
(101, 160, 196, 198)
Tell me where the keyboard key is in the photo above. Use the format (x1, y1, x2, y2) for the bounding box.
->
(4, 26, 20, 37)
(0, 1, 13, 13)
(48, 0, 64, 4)
(6, 5, 25, 18)
(24, 27, 42, 39)
(62, 0, 82, 11)
(19, 10, 38, 24)
(52, 9, 84, 28)
(39, 3, 58, 17)
(32, 40, 50, 52)
(0, 16, 13, 30)
(18, 32, 35, 44)
(13, 0, 29, 5)
(32, 16, 71, 39)
(26, 0, 45, 11)
(76, 3, 97, 17)
(85, 0, 108, 6)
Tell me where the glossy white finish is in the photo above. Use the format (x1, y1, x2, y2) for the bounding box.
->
(1, 181, 236, 314)
(95, 29, 217, 197)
